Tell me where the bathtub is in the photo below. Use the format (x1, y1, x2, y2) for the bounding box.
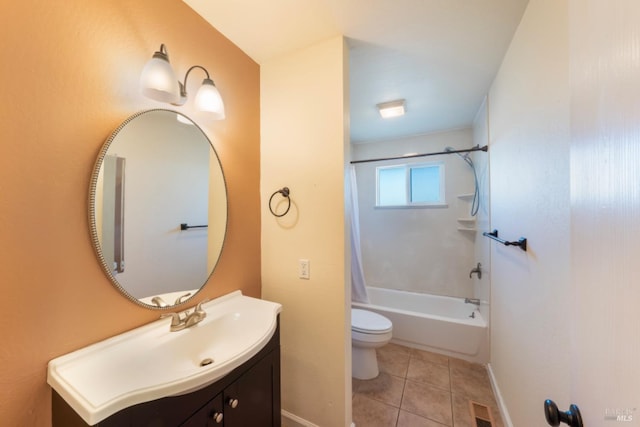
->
(352, 287, 488, 363)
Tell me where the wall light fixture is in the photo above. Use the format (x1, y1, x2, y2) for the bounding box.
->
(140, 44, 225, 120)
(377, 99, 406, 119)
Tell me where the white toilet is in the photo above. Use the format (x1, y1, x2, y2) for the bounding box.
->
(351, 309, 393, 380)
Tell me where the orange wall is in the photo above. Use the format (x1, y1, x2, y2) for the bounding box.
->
(0, 1, 260, 425)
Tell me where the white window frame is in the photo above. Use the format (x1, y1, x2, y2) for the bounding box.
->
(375, 162, 447, 208)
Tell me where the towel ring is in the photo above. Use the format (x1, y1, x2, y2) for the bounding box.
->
(269, 187, 291, 217)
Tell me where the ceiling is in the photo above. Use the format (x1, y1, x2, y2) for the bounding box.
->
(183, 0, 529, 143)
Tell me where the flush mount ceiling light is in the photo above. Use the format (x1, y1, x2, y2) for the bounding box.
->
(377, 99, 406, 119)
(140, 44, 225, 120)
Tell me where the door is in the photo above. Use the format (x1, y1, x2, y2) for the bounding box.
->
(568, 0, 640, 425)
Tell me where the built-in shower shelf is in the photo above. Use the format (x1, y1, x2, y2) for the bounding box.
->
(457, 217, 476, 223)
(457, 227, 477, 232)
(457, 195, 476, 231)
(457, 193, 475, 199)
(457, 217, 476, 232)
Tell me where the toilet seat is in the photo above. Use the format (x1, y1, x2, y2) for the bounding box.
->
(352, 309, 392, 334)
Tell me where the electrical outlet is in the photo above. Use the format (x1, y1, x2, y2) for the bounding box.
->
(298, 259, 310, 279)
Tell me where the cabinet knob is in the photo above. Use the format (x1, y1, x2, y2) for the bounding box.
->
(227, 397, 239, 409)
(211, 411, 223, 424)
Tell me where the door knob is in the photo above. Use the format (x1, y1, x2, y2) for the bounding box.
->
(227, 397, 239, 408)
(544, 399, 583, 427)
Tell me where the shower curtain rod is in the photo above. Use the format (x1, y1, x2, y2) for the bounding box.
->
(349, 144, 488, 164)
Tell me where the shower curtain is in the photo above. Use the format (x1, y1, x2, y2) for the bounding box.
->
(349, 165, 369, 303)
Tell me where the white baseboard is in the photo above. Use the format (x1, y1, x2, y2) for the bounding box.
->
(487, 363, 514, 427)
(281, 410, 354, 427)
(281, 410, 319, 427)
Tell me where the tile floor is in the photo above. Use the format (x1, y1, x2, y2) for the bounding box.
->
(352, 343, 504, 427)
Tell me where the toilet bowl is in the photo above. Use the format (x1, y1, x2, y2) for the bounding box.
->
(351, 308, 393, 380)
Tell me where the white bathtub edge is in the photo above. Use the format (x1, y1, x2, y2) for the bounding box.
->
(487, 363, 514, 427)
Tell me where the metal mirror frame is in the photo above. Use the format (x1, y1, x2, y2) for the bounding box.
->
(88, 109, 228, 310)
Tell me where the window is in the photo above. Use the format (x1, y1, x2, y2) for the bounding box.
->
(376, 163, 445, 207)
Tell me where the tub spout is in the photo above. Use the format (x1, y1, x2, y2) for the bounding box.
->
(465, 298, 480, 306)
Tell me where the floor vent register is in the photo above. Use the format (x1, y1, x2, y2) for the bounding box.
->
(469, 401, 494, 427)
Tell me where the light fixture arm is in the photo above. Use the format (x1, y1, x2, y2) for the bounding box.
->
(140, 44, 225, 118)
(155, 44, 170, 61)
(173, 65, 215, 106)
(180, 65, 210, 96)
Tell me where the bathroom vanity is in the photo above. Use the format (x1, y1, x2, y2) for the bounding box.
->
(51, 111, 283, 425)
(52, 323, 280, 426)
(48, 292, 282, 427)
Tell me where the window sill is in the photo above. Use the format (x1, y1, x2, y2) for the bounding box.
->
(375, 203, 449, 209)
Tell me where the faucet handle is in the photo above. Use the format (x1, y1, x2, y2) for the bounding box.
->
(160, 312, 182, 326)
(469, 262, 482, 279)
(195, 299, 210, 312)
(151, 296, 168, 308)
(174, 292, 192, 305)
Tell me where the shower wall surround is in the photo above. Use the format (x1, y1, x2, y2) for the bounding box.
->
(352, 128, 479, 298)
(471, 98, 491, 322)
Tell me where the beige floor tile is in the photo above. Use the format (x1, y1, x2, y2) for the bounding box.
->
(350, 344, 503, 427)
(356, 372, 406, 407)
(353, 377, 361, 395)
(353, 394, 399, 427)
(397, 410, 450, 427)
(451, 394, 474, 427)
(406, 357, 451, 391)
(452, 394, 505, 427)
(449, 360, 496, 406)
(409, 349, 450, 366)
(383, 343, 413, 355)
(401, 380, 453, 426)
(377, 347, 409, 378)
(490, 405, 505, 427)
(449, 357, 485, 373)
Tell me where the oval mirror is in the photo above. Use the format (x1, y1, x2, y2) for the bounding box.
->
(89, 109, 227, 309)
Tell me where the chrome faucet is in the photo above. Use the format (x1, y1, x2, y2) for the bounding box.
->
(464, 298, 481, 306)
(161, 300, 209, 332)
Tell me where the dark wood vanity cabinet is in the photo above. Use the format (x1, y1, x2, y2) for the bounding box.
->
(182, 348, 277, 426)
(53, 323, 281, 427)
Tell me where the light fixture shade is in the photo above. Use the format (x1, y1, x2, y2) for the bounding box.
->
(195, 78, 225, 119)
(139, 48, 180, 103)
(377, 99, 406, 119)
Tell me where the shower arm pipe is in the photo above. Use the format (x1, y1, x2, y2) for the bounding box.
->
(349, 145, 488, 165)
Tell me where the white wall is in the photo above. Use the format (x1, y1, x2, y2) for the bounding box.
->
(488, 0, 572, 425)
(260, 37, 351, 427)
(352, 129, 479, 298)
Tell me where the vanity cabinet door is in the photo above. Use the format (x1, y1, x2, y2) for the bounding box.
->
(222, 349, 278, 426)
(179, 348, 280, 427)
(180, 393, 224, 426)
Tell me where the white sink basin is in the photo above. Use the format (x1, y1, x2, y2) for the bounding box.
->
(47, 291, 281, 425)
